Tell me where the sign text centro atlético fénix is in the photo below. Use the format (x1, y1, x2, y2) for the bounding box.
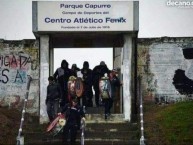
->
(33, 1, 139, 32)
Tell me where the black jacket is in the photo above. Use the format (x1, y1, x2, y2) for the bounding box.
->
(81, 68, 93, 86)
(46, 82, 61, 101)
(92, 65, 110, 86)
(53, 60, 72, 90)
(60, 103, 85, 126)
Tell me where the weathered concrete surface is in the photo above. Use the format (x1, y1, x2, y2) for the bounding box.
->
(137, 37, 193, 103)
(0, 39, 39, 114)
(39, 35, 50, 123)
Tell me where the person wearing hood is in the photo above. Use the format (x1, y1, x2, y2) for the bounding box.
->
(71, 64, 80, 77)
(81, 61, 93, 107)
(92, 61, 110, 107)
(53, 59, 72, 106)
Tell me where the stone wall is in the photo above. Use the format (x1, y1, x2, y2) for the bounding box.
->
(0, 39, 39, 114)
(137, 37, 193, 104)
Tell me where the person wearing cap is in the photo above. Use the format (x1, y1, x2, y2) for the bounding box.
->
(58, 97, 85, 145)
(92, 61, 110, 107)
(46, 76, 62, 122)
(53, 59, 72, 107)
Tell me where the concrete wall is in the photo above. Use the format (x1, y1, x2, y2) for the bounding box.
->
(137, 37, 193, 104)
(1, 36, 193, 117)
(0, 39, 39, 114)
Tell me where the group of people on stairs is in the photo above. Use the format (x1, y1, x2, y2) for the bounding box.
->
(45, 59, 121, 145)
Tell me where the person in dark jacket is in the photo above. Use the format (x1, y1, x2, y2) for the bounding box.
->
(106, 68, 121, 119)
(59, 97, 85, 145)
(92, 61, 110, 107)
(46, 76, 62, 122)
(81, 61, 93, 107)
(71, 64, 80, 77)
(53, 60, 72, 107)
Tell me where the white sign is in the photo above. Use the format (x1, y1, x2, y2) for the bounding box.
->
(34, 1, 138, 32)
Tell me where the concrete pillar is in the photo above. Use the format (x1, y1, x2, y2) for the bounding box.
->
(122, 35, 133, 121)
(39, 35, 49, 123)
(113, 47, 122, 113)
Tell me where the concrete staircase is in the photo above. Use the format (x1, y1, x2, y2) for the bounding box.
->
(23, 107, 140, 145)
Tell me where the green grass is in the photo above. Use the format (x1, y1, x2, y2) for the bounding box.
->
(144, 101, 193, 145)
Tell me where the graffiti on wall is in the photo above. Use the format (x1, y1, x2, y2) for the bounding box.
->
(0, 53, 31, 95)
(149, 44, 184, 93)
(173, 47, 193, 95)
(138, 39, 193, 104)
(24, 48, 39, 71)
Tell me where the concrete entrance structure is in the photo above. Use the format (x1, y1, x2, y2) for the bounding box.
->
(32, 0, 139, 123)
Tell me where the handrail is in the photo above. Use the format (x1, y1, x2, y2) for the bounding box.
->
(80, 118, 86, 145)
(16, 75, 32, 145)
(81, 106, 86, 145)
(138, 76, 146, 145)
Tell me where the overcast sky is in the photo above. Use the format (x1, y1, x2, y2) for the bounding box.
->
(0, 0, 193, 70)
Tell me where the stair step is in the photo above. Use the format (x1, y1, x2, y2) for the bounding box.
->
(25, 138, 139, 145)
(23, 113, 140, 145)
(84, 131, 139, 140)
(24, 134, 139, 145)
(86, 122, 138, 131)
(82, 139, 139, 145)
(86, 106, 104, 114)
(24, 129, 139, 141)
(85, 114, 125, 123)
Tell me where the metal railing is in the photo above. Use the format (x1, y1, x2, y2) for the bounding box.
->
(81, 106, 86, 145)
(16, 75, 32, 145)
(138, 76, 146, 145)
(80, 118, 86, 145)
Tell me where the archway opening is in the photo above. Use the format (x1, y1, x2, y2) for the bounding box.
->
(53, 47, 122, 112)
(54, 48, 113, 71)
